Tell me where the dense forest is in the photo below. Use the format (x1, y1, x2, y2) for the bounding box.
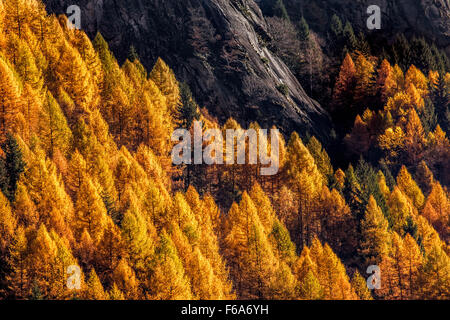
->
(0, 0, 449, 300)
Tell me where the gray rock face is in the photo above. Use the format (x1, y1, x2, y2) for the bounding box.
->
(284, 0, 450, 55)
(43, 0, 332, 140)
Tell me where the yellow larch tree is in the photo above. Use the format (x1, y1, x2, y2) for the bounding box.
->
(397, 166, 425, 210)
(149, 58, 180, 115)
(351, 271, 372, 300)
(359, 196, 390, 266)
(333, 53, 356, 109)
(0, 55, 21, 136)
(405, 65, 428, 97)
(417, 237, 450, 299)
(283, 132, 323, 247)
(55, 40, 94, 114)
(120, 204, 155, 274)
(403, 108, 427, 167)
(23, 146, 74, 241)
(0, 191, 17, 258)
(13, 182, 38, 227)
(111, 258, 140, 299)
(376, 59, 396, 103)
(5, 225, 29, 298)
(387, 187, 414, 234)
(73, 176, 108, 243)
(309, 238, 356, 300)
(421, 181, 449, 241)
(38, 91, 72, 157)
(26, 224, 60, 299)
(249, 182, 276, 234)
(354, 53, 375, 103)
(83, 268, 107, 300)
(147, 231, 192, 300)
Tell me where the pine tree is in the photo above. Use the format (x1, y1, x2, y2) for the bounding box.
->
(249, 183, 276, 233)
(261, 0, 290, 20)
(343, 22, 357, 51)
(298, 17, 310, 42)
(176, 82, 200, 130)
(343, 165, 364, 222)
(329, 14, 344, 55)
(97, 219, 124, 278)
(186, 247, 226, 300)
(410, 37, 435, 72)
(0, 133, 26, 202)
(13, 182, 38, 227)
(20, 84, 41, 141)
(392, 34, 412, 70)
(344, 115, 370, 155)
(269, 219, 296, 264)
(283, 132, 323, 247)
(55, 41, 94, 113)
(431, 73, 449, 133)
(12, 35, 43, 92)
(377, 171, 390, 200)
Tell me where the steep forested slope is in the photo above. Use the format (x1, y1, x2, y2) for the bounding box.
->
(0, 0, 448, 301)
(43, 0, 332, 140)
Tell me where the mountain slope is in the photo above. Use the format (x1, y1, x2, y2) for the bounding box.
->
(282, 0, 450, 54)
(43, 0, 332, 140)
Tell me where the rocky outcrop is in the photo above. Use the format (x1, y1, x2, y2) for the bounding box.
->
(43, 0, 332, 140)
(283, 0, 450, 54)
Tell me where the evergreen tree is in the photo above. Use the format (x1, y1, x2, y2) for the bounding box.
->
(343, 21, 357, 51)
(0, 133, 26, 202)
(392, 34, 412, 71)
(176, 82, 200, 130)
(127, 45, 139, 62)
(298, 17, 310, 42)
